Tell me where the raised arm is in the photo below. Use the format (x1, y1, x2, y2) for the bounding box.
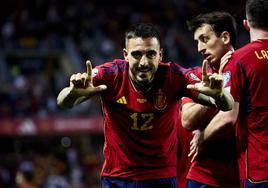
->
(181, 101, 213, 131)
(183, 51, 234, 130)
(57, 60, 107, 109)
(187, 60, 234, 111)
(201, 102, 239, 141)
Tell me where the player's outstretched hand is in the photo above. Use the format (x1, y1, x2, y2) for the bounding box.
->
(187, 60, 223, 98)
(69, 60, 107, 97)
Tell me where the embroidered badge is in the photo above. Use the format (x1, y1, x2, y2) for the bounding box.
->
(153, 89, 167, 110)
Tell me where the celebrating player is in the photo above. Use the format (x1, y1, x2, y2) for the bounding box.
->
(57, 23, 233, 187)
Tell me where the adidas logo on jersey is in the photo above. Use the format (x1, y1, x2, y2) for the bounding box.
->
(116, 96, 127, 104)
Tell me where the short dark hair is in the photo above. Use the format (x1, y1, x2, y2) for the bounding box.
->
(187, 11, 237, 47)
(125, 23, 161, 47)
(246, 0, 268, 29)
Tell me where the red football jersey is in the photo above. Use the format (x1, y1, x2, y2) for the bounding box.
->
(229, 39, 268, 182)
(182, 66, 239, 188)
(93, 59, 197, 180)
(177, 107, 192, 188)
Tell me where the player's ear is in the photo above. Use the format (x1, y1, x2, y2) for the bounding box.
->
(220, 31, 230, 45)
(243, 19, 250, 31)
(123, 48, 128, 61)
(159, 48, 163, 62)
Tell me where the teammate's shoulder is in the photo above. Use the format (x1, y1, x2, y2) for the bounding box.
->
(97, 59, 128, 75)
(232, 40, 267, 61)
(159, 61, 189, 75)
(184, 66, 201, 73)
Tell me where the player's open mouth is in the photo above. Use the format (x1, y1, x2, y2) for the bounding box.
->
(137, 68, 152, 73)
(139, 70, 150, 73)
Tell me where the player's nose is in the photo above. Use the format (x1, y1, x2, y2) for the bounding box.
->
(140, 55, 149, 66)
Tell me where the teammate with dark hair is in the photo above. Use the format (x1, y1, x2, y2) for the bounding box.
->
(187, 1, 268, 187)
(181, 11, 239, 188)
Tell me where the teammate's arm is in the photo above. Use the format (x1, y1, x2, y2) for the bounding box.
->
(57, 60, 107, 109)
(181, 101, 212, 131)
(183, 51, 234, 130)
(187, 60, 234, 111)
(202, 102, 239, 141)
(188, 102, 239, 161)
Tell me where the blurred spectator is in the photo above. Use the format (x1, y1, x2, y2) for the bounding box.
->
(0, 0, 248, 118)
(15, 161, 38, 188)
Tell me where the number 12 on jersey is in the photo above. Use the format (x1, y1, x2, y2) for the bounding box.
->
(130, 113, 154, 131)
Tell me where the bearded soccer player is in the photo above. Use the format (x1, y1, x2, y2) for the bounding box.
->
(57, 23, 233, 188)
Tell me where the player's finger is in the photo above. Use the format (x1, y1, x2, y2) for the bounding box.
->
(188, 146, 195, 157)
(215, 75, 223, 89)
(71, 73, 81, 86)
(190, 142, 195, 152)
(70, 74, 76, 82)
(190, 136, 196, 145)
(86, 60, 92, 77)
(187, 82, 203, 92)
(94, 85, 107, 92)
(70, 74, 76, 87)
(209, 74, 216, 89)
(187, 84, 197, 91)
(81, 85, 107, 97)
(81, 73, 88, 87)
(202, 59, 209, 82)
(191, 150, 198, 163)
(219, 50, 233, 74)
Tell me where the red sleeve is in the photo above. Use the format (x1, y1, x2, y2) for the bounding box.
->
(181, 97, 194, 105)
(181, 66, 203, 100)
(92, 66, 104, 86)
(184, 66, 202, 84)
(229, 61, 244, 103)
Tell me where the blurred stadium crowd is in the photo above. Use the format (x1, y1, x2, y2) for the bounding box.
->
(0, 0, 247, 187)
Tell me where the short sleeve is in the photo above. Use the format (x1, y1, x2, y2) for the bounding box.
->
(229, 61, 244, 103)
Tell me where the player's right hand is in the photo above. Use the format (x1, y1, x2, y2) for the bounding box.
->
(69, 60, 107, 97)
(187, 60, 223, 97)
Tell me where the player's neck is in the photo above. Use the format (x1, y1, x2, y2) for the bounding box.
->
(212, 46, 234, 73)
(211, 63, 219, 73)
(250, 28, 268, 42)
(129, 76, 153, 93)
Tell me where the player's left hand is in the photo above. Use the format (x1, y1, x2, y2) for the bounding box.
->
(188, 130, 205, 162)
(187, 60, 223, 98)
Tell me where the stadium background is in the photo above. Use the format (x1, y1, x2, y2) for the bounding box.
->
(0, 0, 248, 187)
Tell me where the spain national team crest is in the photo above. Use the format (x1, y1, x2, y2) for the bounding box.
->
(153, 89, 167, 110)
